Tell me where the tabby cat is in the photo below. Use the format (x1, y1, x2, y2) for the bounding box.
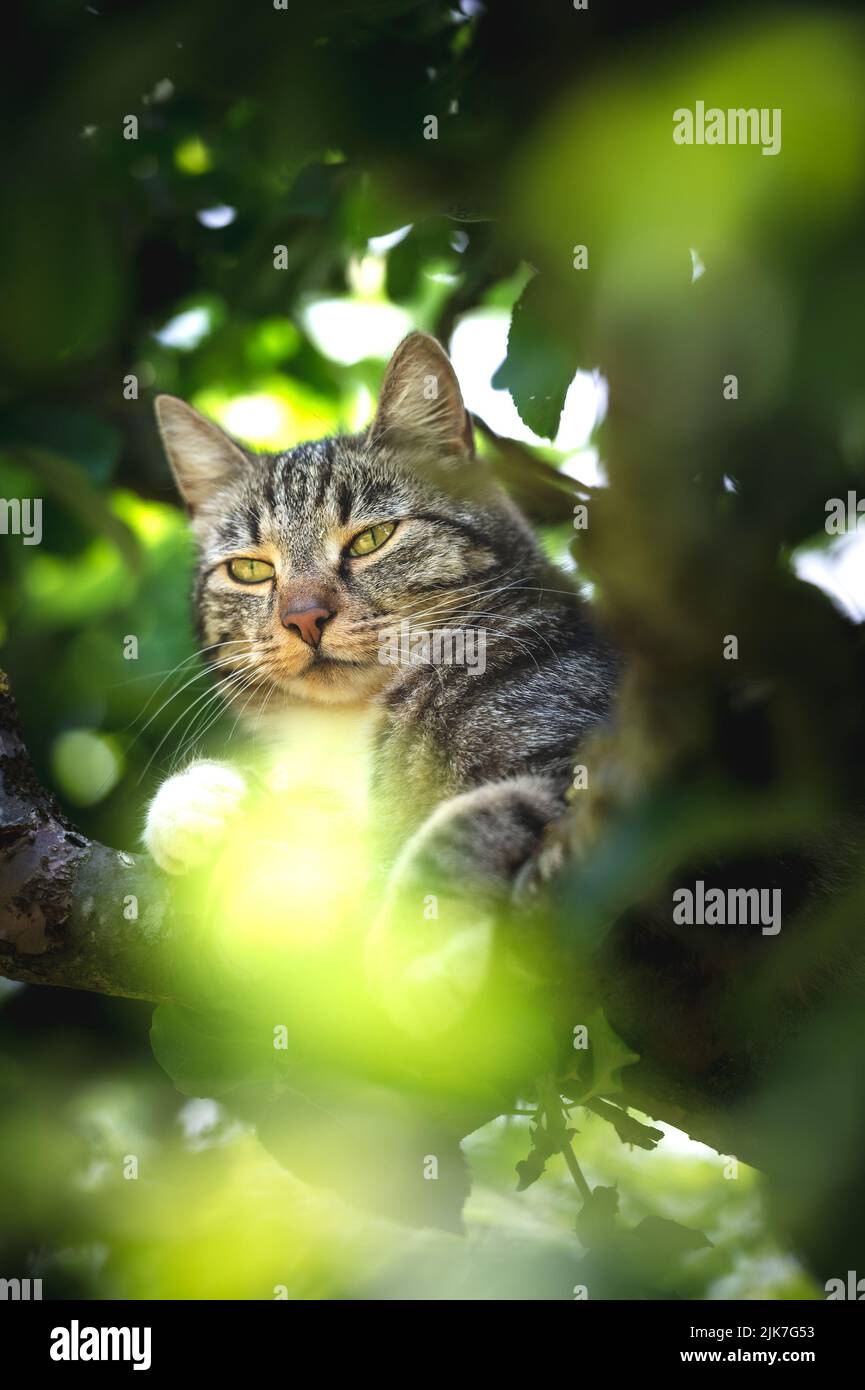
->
(145, 332, 616, 1027)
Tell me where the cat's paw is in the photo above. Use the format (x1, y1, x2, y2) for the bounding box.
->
(365, 779, 561, 1037)
(143, 761, 248, 875)
(365, 808, 498, 1038)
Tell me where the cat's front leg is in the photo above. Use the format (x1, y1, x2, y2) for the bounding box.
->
(143, 760, 248, 875)
(366, 775, 564, 1037)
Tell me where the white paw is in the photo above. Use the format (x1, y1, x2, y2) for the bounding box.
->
(143, 761, 248, 875)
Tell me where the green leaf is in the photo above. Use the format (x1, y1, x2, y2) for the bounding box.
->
(564, 1008, 640, 1105)
(586, 1098, 664, 1151)
(514, 1121, 559, 1191)
(632, 1216, 713, 1258)
(150, 1004, 288, 1098)
(575, 1184, 619, 1248)
(492, 274, 580, 440)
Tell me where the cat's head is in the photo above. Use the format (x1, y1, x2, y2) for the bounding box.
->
(156, 332, 538, 711)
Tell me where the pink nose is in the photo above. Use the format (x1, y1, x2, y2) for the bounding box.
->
(280, 605, 332, 648)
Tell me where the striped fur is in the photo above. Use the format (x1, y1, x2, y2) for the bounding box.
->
(155, 333, 617, 888)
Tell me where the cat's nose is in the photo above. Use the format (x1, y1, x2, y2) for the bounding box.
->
(280, 604, 333, 648)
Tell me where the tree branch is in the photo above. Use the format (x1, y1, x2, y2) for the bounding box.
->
(0, 666, 779, 1166)
(0, 669, 179, 1002)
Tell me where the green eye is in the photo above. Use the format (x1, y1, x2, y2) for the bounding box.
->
(227, 558, 275, 584)
(348, 522, 396, 558)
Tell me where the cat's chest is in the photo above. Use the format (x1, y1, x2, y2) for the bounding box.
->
(255, 698, 448, 863)
(259, 705, 381, 819)
(370, 703, 458, 854)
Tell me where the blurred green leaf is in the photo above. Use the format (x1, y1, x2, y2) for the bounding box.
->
(492, 274, 581, 440)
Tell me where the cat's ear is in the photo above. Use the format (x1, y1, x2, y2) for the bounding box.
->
(155, 395, 249, 511)
(371, 332, 475, 458)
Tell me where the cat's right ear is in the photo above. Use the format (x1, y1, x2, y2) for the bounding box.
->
(371, 332, 475, 459)
(155, 396, 249, 512)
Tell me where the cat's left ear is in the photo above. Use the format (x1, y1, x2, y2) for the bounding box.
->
(155, 395, 250, 513)
(371, 332, 475, 458)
